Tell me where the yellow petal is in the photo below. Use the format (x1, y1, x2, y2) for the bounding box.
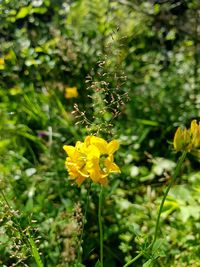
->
(173, 127, 190, 151)
(84, 136, 92, 146)
(90, 136, 108, 154)
(86, 156, 101, 182)
(104, 156, 120, 173)
(87, 144, 100, 158)
(190, 120, 198, 133)
(190, 120, 200, 148)
(173, 127, 182, 151)
(63, 145, 75, 157)
(107, 140, 120, 154)
(78, 167, 89, 178)
(109, 162, 121, 173)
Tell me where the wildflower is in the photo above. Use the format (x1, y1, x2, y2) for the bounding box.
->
(63, 136, 120, 186)
(65, 86, 78, 99)
(0, 58, 5, 70)
(63, 141, 89, 186)
(190, 120, 200, 148)
(0, 58, 4, 65)
(173, 127, 190, 151)
(173, 120, 200, 152)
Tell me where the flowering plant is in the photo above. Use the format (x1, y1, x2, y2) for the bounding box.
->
(173, 119, 200, 152)
(63, 136, 120, 186)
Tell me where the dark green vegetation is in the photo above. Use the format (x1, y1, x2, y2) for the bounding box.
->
(0, 0, 200, 266)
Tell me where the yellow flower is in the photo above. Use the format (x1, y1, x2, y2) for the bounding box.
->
(0, 58, 5, 70)
(65, 86, 78, 99)
(190, 120, 200, 148)
(173, 120, 200, 152)
(173, 127, 191, 151)
(0, 58, 4, 65)
(63, 141, 89, 186)
(63, 136, 120, 186)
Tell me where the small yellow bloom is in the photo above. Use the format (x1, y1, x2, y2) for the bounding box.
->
(173, 120, 200, 152)
(65, 86, 78, 99)
(0, 58, 5, 70)
(0, 58, 4, 65)
(63, 136, 120, 186)
(173, 127, 190, 151)
(190, 120, 200, 148)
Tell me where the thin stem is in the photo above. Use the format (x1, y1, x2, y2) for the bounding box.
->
(151, 150, 187, 248)
(78, 183, 91, 261)
(123, 251, 143, 267)
(98, 185, 104, 267)
(123, 151, 187, 267)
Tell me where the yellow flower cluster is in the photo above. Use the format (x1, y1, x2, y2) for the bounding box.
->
(173, 120, 200, 152)
(65, 86, 78, 99)
(63, 136, 120, 186)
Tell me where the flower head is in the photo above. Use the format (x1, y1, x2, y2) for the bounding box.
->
(190, 120, 200, 148)
(65, 86, 78, 99)
(173, 127, 190, 151)
(63, 136, 120, 186)
(173, 120, 200, 152)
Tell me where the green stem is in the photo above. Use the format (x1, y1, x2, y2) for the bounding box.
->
(98, 185, 104, 267)
(123, 151, 187, 267)
(123, 251, 143, 267)
(151, 150, 187, 248)
(78, 183, 91, 261)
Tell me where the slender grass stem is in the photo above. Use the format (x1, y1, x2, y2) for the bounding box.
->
(98, 185, 104, 267)
(78, 183, 91, 261)
(151, 151, 187, 248)
(123, 151, 187, 267)
(123, 251, 143, 267)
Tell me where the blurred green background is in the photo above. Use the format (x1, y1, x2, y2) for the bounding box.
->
(0, 0, 200, 266)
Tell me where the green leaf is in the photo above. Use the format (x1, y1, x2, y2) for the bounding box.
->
(0, 139, 10, 150)
(143, 259, 153, 267)
(29, 236, 43, 267)
(73, 262, 86, 267)
(33, 7, 47, 14)
(152, 239, 162, 253)
(16, 6, 31, 19)
(136, 119, 159, 127)
(95, 260, 102, 267)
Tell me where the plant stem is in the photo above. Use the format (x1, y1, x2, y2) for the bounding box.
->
(78, 183, 91, 261)
(98, 185, 104, 267)
(123, 251, 143, 267)
(151, 150, 187, 248)
(123, 151, 187, 267)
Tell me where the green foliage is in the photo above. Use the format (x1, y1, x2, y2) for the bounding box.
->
(0, 0, 200, 266)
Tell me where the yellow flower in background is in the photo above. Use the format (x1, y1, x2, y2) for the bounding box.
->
(63, 136, 120, 186)
(173, 120, 200, 152)
(0, 58, 5, 70)
(0, 58, 4, 65)
(65, 86, 78, 99)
